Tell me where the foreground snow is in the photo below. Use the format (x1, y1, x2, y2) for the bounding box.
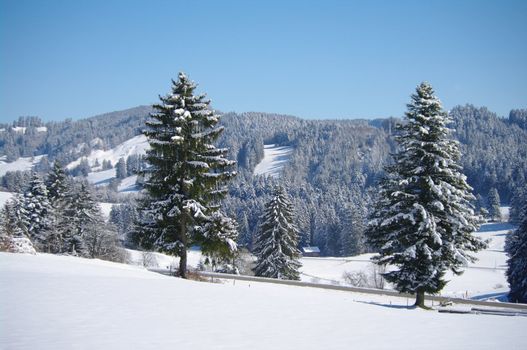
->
(253, 144, 293, 177)
(1, 252, 524, 350)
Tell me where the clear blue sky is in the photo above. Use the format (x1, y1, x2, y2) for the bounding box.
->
(1, 0, 526, 122)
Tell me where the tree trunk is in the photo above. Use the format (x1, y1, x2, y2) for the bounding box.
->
(414, 289, 426, 308)
(179, 248, 187, 279)
(178, 218, 187, 279)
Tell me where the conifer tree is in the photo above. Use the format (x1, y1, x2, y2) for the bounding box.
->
(0, 198, 27, 251)
(506, 203, 527, 303)
(45, 161, 69, 252)
(366, 82, 486, 308)
(487, 187, 502, 222)
(19, 173, 52, 250)
(116, 157, 127, 179)
(253, 186, 302, 280)
(46, 161, 68, 203)
(137, 72, 237, 278)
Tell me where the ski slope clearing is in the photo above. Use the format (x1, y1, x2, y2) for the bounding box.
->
(0, 155, 46, 177)
(1, 252, 524, 350)
(67, 134, 149, 169)
(253, 144, 293, 177)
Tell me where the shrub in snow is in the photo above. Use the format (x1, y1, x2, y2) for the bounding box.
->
(7, 237, 36, 254)
(366, 82, 486, 308)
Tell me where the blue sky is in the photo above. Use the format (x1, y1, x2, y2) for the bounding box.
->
(1, 0, 526, 122)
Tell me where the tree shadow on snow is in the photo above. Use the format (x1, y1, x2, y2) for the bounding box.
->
(356, 300, 416, 310)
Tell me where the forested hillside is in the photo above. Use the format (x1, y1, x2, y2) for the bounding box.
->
(1, 104, 526, 256)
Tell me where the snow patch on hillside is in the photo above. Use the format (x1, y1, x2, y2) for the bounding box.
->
(0, 155, 46, 177)
(67, 134, 149, 169)
(0, 191, 14, 207)
(253, 144, 293, 177)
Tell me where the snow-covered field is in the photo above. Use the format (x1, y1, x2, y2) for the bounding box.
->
(253, 144, 293, 177)
(67, 134, 149, 170)
(0, 154, 46, 177)
(1, 252, 525, 350)
(299, 221, 514, 300)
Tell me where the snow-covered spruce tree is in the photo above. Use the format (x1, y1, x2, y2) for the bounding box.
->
(137, 72, 237, 278)
(19, 173, 52, 251)
(506, 204, 527, 303)
(366, 82, 486, 308)
(253, 186, 302, 280)
(45, 161, 69, 253)
(487, 187, 502, 222)
(0, 197, 33, 252)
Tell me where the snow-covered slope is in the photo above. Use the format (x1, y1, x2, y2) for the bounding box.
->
(0, 191, 14, 207)
(0, 155, 46, 177)
(1, 252, 524, 350)
(253, 144, 293, 177)
(67, 134, 149, 169)
(299, 221, 514, 300)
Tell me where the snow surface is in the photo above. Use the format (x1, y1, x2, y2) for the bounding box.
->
(67, 134, 149, 169)
(0, 191, 14, 207)
(253, 144, 293, 177)
(297, 220, 515, 301)
(86, 168, 139, 192)
(98, 202, 114, 219)
(1, 252, 525, 350)
(0, 155, 46, 177)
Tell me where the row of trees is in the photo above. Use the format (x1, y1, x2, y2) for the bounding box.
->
(0, 162, 123, 261)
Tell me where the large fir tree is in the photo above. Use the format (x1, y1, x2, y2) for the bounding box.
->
(366, 82, 486, 308)
(253, 186, 302, 280)
(138, 72, 237, 278)
(506, 204, 527, 303)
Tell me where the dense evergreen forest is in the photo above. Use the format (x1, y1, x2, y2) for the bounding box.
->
(1, 104, 526, 256)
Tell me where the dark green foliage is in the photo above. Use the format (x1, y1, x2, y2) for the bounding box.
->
(116, 157, 127, 179)
(137, 73, 237, 278)
(253, 186, 302, 280)
(487, 187, 501, 222)
(366, 82, 486, 307)
(506, 204, 527, 303)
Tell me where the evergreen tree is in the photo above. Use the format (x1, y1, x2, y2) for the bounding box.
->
(253, 186, 302, 280)
(366, 82, 486, 308)
(62, 183, 99, 255)
(137, 72, 237, 278)
(0, 198, 27, 250)
(506, 204, 527, 303)
(487, 187, 501, 222)
(110, 200, 139, 247)
(340, 206, 366, 256)
(19, 173, 52, 250)
(46, 160, 68, 203)
(116, 157, 127, 179)
(510, 186, 527, 224)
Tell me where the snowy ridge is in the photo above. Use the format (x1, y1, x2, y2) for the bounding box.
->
(67, 134, 149, 169)
(253, 144, 293, 177)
